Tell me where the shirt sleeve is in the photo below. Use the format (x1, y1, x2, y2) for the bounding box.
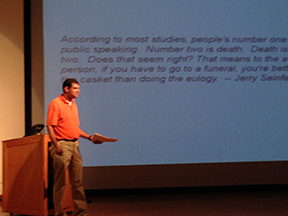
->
(46, 101, 59, 126)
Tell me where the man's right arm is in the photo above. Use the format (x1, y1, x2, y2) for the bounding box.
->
(47, 125, 63, 156)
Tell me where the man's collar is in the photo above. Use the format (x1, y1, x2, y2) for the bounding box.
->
(59, 94, 74, 105)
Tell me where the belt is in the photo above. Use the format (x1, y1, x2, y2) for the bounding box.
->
(57, 138, 78, 142)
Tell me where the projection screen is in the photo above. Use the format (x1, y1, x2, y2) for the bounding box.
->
(38, 0, 288, 189)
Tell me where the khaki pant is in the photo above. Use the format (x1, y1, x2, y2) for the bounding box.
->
(50, 140, 87, 216)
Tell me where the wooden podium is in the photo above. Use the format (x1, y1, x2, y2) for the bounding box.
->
(2, 134, 74, 216)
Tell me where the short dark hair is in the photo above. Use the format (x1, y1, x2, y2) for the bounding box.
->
(62, 78, 79, 91)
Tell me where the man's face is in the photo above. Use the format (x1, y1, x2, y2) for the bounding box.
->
(65, 82, 80, 99)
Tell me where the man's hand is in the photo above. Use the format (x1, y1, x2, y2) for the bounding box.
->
(56, 145, 64, 156)
(91, 133, 104, 144)
(92, 140, 103, 144)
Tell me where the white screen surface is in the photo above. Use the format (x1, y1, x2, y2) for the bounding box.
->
(43, 0, 288, 167)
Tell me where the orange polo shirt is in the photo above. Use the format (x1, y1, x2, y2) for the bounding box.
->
(46, 94, 81, 140)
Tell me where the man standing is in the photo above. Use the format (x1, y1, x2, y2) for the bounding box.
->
(47, 78, 101, 216)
